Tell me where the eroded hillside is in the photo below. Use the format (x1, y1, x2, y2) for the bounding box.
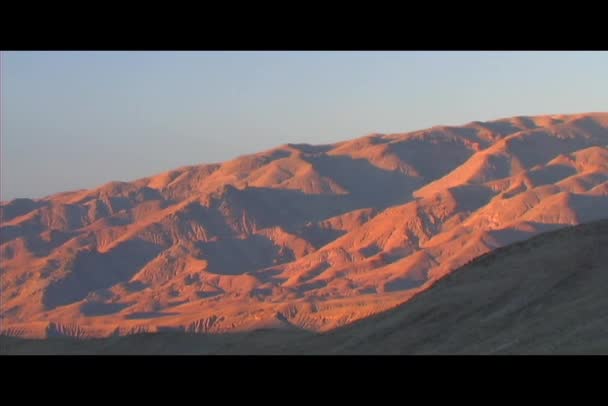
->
(1, 112, 607, 338)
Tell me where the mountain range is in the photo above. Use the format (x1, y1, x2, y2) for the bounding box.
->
(1, 112, 607, 339)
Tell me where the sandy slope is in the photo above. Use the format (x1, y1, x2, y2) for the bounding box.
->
(3, 219, 606, 354)
(1, 112, 608, 337)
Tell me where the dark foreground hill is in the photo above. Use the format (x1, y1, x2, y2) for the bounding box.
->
(3, 219, 607, 354)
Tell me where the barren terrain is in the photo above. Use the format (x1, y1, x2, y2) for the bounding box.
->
(2, 112, 607, 339)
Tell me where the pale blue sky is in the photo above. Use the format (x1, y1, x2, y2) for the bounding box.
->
(2, 51, 607, 200)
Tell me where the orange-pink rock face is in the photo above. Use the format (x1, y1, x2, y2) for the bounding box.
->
(2, 112, 607, 338)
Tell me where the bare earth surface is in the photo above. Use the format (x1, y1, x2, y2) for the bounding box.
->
(1, 112, 608, 339)
(2, 219, 607, 354)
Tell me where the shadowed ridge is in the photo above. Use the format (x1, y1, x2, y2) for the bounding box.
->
(290, 219, 608, 354)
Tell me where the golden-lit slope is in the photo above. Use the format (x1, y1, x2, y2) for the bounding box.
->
(1, 112, 607, 338)
(285, 219, 608, 354)
(3, 219, 606, 354)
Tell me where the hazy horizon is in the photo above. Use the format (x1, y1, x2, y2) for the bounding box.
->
(2, 51, 608, 200)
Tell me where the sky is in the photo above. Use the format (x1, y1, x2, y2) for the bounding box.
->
(2, 51, 607, 200)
